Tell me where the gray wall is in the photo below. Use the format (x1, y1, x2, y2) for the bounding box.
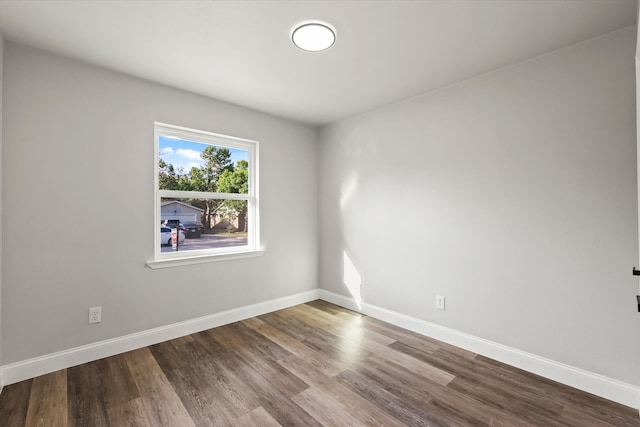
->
(2, 23, 639, 390)
(319, 27, 639, 385)
(2, 42, 318, 364)
(0, 34, 4, 376)
(636, 0, 640, 394)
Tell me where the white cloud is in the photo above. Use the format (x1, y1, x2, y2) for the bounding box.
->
(176, 148, 202, 161)
(160, 147, 174, 155)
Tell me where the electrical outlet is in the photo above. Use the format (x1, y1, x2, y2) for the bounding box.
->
(89, 307, 102, 324)
(436, 295, 446, 310)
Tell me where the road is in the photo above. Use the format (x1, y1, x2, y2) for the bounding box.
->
(161, 233, 248, 253)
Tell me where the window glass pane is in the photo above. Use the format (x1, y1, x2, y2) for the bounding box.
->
(158, 136, 249, 194)
(160, 198, 248, 253)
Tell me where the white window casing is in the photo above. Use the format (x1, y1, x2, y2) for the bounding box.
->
(147, 122, 263, 269)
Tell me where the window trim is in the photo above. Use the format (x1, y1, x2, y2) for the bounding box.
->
(149, 122, 261, 267)
(146, 249, 266, 270)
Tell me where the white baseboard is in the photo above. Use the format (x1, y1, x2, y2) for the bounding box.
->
(1, 289, 320, 387)
(319, 289, 640, 410)
(2, 287, 638, 411)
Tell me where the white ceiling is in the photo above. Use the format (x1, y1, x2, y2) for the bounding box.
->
(0, 0, 637, 126)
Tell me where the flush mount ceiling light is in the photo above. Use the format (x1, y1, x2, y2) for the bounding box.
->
(292, 22, 335, 52)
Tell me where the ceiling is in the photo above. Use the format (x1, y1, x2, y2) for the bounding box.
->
(0, 0, 637, 126)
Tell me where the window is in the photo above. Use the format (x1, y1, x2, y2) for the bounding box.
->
(148, 122, 261, 268)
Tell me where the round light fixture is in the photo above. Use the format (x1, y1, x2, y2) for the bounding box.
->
(292, 22, 335, 52)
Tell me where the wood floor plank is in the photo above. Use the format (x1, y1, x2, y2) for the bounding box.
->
(292, 305, 455, 387)
(231, 406, 282, 427)
(209, 343, 324, 427)
(370, 347, 455, 386)
(101, 353, 141, 409)
(24, 370, 67, 427)
(67, 359, 109, 426)
(476, 354, 640, 427)
(149, 339, 238, 424)
(171, 334, 194, 346)
(356, 315, 444, 355)
(260, 309, 373, 366)
(106, 397, 153, 427)
(242, 316, 348, 377)
(180, 337, 262, 418)
(277, 354, 406, 427)
(363, 352, 538, 427)
(357, 313, 479, 360)
(337, 368, 441, 427)
(390, 342, 567, 421)
(305, 299, 345, 315)
(259, 309, 332, 344)
(202, 324, 310, 398)
(560, 405, 622, 427)
(124, 347, 195, 427)
(0, 300, 638, 427)
(280, 306, 377, 365)
(223, 321, 292, 360)
(359, 358, 500, 427)
(291, 304, 397, 347)
(0, 380, 32, 427)
(390, 341, 570, 424)
(291, 386, 367, 427)
(69, 354, 140, 426)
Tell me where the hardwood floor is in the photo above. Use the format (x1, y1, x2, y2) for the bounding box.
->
(0, 300, 638, 426)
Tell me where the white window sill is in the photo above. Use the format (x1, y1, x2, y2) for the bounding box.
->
(146, 249, 265, 269)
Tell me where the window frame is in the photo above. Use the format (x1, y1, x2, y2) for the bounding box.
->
(148, 122, 262, 269)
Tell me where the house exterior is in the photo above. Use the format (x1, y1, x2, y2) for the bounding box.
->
(160, 200, 204, 224)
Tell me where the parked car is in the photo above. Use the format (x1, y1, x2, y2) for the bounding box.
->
(182, 221, 204, 238)
(160, 227, 185, 246)
(161, 219, 183, 230)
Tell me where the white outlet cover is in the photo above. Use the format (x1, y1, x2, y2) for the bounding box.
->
(436, 295, 446, 310)
(89, 307, 102, 324)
